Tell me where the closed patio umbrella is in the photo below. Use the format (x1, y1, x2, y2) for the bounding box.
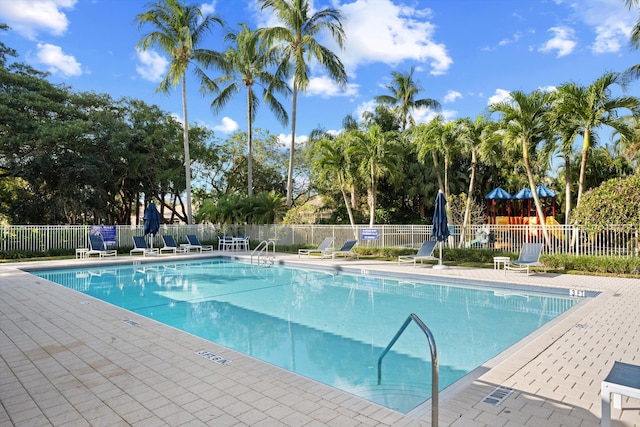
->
(431, 190, 450, 269)
(143, 201, 160, 249)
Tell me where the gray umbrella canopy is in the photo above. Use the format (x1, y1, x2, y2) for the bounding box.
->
(143, 201, 160, 237)
(431, 190, 450, 269)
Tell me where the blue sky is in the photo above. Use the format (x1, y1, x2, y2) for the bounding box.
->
(1, 0, 639, 151)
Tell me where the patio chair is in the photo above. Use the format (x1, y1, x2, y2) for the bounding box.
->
(87, 234, 117, 258)
(398, 240, 438, 266)
(160, 235, 187, 255)
(298, 237, 334, 258)
(322, 239, 359, 259)
(130, 236, 159, 256)
(505, 242, 546, 276)
(186, 234, 214, 252)
(217, 236, 235, 251)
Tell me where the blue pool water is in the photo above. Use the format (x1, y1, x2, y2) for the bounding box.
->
(35, 259, 580, 413)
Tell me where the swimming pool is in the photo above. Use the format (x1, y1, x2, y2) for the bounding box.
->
(34, 259, 581, 413)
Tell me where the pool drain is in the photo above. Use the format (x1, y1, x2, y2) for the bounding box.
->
(482, 386, 513, 405)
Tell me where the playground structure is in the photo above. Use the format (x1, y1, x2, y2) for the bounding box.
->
(467, 186, 562, 249)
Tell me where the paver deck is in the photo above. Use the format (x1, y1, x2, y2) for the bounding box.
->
(1, 253, 639, 426)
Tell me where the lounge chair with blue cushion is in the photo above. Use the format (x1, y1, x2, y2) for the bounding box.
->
(160, 235, 187, 255)
(87, 234, 117, 258)
(298, 237, 334, 258)
(398, 240, 438, 266)
(186, 234, 214, 252)
(505, 242, 546, 275)
(130, 236, 159, 256)
(322, 239, 358, 259)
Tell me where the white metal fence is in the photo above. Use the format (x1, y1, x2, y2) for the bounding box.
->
(2, 223, 638, 258)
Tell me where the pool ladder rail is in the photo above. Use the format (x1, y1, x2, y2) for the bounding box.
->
(251, 240, 275, 266)
(378, 313, 439, 426)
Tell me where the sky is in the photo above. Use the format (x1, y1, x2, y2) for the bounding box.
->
(1, 0, 639, 152)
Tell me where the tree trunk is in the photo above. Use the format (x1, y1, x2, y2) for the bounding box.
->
(286, 79, 298, 207)
(564, 155, 572, 225)
(459, 150, 477, 247)
(523, 140, 551, 246)
(247, 87, 254, 198)
(181, 72, 193, 224)
(432, 151, 445, 193)
(576, 127, 591, 207)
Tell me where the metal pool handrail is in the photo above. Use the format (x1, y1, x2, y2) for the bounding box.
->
(377, 313, 438, 426)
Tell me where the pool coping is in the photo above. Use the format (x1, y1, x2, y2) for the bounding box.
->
(2, 252, 639, 426)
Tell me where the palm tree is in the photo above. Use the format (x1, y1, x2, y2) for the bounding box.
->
(311, 134, 356, 226)
(257, 0, 348, 207)
(136, 0, 225, 224)
(553, 72, 638, 207)
(457, 116, 492, 245)
(546, 85, 581, 224)
(346, 125, 401, 226)
(211, 24, 291, 198)
(375, 67, 441, 132)
(412, 116, 446, 194)
(490, 89, 553, 246)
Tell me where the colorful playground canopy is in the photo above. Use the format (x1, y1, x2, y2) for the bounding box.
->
(511, 185, 556, 200)
(484, 187, 512, 200)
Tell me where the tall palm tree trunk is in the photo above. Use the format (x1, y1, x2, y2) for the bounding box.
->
(459, 151, 477, 247)
(576, 128, 591, 206)
(369, 168, 377, 226)
(564, 155, 572, 225)
(247, 87, 254, 197)
(432, 151, 445, 193)
(286, 80, 298, 207)
(182, 72, 193, 225)
(523, 146, 551, 246)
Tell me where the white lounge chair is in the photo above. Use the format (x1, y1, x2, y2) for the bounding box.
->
(322, 239, 359, 259)
(398, 240, 438, 266)
(505, 242, 545, 275)
(186, 234, 214, 252)
(130, 236, 159, 256)
(87, 234, 117, 258)
(298, 237, 334, 258)
(160, 235, 187, 254)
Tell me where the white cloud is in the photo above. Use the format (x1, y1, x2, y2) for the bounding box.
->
(35, 43, 81, 77)
(443, 90, 462, 104)
(200, 1, 216, 15)
(0, 0, 76, 39)
(277, 133, 309, 149)
(305, 75, 359, 98)
(353, 99, 377, 122)
(413, 107, 456, 125)
(213, 117, 239, 134)
(135, 48, 168, 83)
(339, 0, 452, 75)
(539, 26, 577, 57)
(565, 0, 634, 54)
(498, 32, 522, 47)
(488, 89, 512, 106)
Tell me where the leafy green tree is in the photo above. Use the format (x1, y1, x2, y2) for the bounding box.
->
(572, 173, 640, 229)
(346, 125, 401, 226)
(458, 116, 492, 243)
(136, 0, 226, 224)
(552, 72, 638, 208)
(491, 89, 553, 245)
(211, 23, 290, 197)
(412, 116, 446, 194)
(310, 134, 356, 226)
(257, 0, 348, 207)
(374, 67, 441, 131)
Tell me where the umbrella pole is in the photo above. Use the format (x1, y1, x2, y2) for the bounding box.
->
(433, 241, 448, 270)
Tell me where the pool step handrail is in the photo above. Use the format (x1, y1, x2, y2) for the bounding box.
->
(378, 313, 438, 426)
(251, 240, 275, 266)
